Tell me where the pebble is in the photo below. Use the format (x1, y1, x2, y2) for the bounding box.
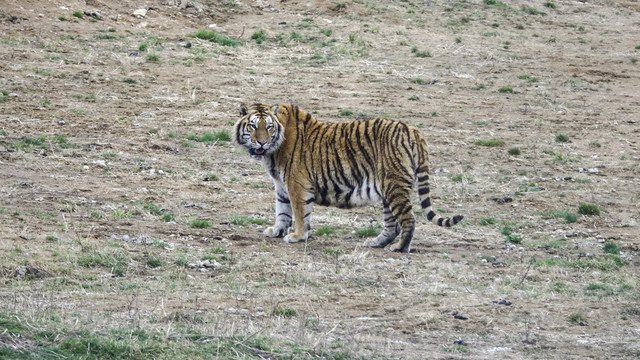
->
(493, 299, 512, 306)
(578, 167, 599, 174)
(133, 8, 147, 18)
(490, 195, 513, 204)
(58, 119, 66, 125)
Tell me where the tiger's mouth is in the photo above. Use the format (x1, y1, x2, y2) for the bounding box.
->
(249, 148, 266, 157)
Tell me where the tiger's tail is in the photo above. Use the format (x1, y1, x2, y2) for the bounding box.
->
(415, 135, 464, 227)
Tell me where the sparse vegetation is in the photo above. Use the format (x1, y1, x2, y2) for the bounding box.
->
(603, 242, 621, 255)
(555, 133, 570, 143)
(192, 29, 242, 46)
(251, 29, 268, 44)
(475, 139, 505, 147)
(578, 203, 601, 216)
(355, 224, 382, 238)
(190, 219, 211, 228)
(1, 2, 637, 359)
(508, 147, 521, 155)
(316, 226, 335, 236)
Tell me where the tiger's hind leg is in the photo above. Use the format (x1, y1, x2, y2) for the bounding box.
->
(363, 200, 400, 248)
(385, 187, 416, 253)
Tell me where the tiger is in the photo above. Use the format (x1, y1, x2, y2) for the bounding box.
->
(232, 103, 463, 253)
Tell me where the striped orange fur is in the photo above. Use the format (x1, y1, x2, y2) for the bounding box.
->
(233, 103, 463, 252)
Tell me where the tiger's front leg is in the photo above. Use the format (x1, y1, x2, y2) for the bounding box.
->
(283, 185, 314, 243)
(264, 181, 292, 238)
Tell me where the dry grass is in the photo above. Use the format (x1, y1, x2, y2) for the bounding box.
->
(0, 0, 639, 358)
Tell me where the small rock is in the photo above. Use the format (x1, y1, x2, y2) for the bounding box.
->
(490, 195, 512, 204)
(58, 119, 66, 125)
(198, 268, 208, 273)
(256, 306, 264, 312)
(493, 299, 512, 306)
(435, 168, 449, 174)
(453, 313, 468, 320)
(122, 235, 130, 242)
(492, 261, 506, 267)
(454, 340, 468, 346)
(83, 165, 89, 170)
(133, 8, 147, 18)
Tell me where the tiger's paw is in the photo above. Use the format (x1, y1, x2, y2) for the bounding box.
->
(283, 232, 307, 243)
(390, 243, 411, 253)
(264, 226, 288, 238)
(363, 238, 387, 248)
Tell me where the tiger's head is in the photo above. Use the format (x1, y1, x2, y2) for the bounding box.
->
(233, 103, 284, 159)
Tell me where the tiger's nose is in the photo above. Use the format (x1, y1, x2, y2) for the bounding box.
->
(258, 140, 267, 146)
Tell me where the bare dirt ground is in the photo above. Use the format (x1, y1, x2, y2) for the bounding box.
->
(1, 0, 640, 358)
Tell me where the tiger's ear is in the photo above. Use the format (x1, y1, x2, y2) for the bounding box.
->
(270, 104, 279, 116)
(240, 103, 248, 116)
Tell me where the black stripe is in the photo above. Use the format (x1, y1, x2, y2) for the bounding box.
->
(437, 218, 444, 226)
(305, 197, 315, 204)
(304, 112, 312, 127)
(304, 212, 311, 219)
(421, 198, 431, 208)
(418, 187, 429, 196)
(417, 175, 429, 183)
(445, 219, 451, 227)
(277, 195, 290, 204)
(277, 213, 292, 219)
(427, 211, 436, 221)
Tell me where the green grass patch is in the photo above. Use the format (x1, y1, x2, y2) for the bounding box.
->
(187, 130, 231, 143)
(316, 226, 335, 236)
(251, 29, 268, 44)
(568, 313, 587, 325)
(77, 249, 130, 276)
(192, 29, 242, 46)
(475, 139, 504, 147)
(537, 209, 578, 223)
(230, 215, 271, 226)
(14, 136, 47, 151)
(578, 203, 601, 216)
(355, 223, 382, 238)
(603, 242, 621, 255)
(478, 217, 498, 226)
(146, 258, 162, 268)
(190, 219, 211, 229)
(518, 74, 539, 83)
(555, 133, 570, 143)
(272, 307, 297, 317)
(449, 174, 473, 182)
(506, 234, 522, 244)
(498, 86, 513, 93)
(508, 147, 521, 155)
